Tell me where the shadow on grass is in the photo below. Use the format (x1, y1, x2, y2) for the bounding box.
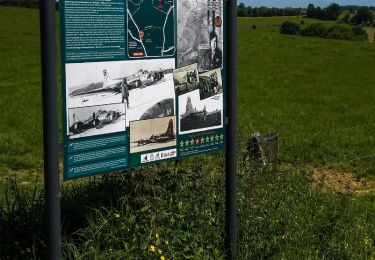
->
(0, 158, 226, 259)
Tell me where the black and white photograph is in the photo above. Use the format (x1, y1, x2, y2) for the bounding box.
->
(177, 0, 223, 71)
(178, 89, 223, 134)
(68, 103, 126, 139)
(65, 59, 176, 127)
(130, 116, 177, 154)
(198, 68, 223, 100)
(173, 63, 199, 95)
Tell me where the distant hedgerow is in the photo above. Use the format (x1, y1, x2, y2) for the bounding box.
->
(300, 23, 328, 37)
(281, 22, 369, 42)
(280, 21, 300, 35)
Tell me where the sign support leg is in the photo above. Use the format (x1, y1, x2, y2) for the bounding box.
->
(225, 0, 238, 259)
(40, 0, 62, 259)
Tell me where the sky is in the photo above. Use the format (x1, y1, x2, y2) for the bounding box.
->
(242, 0, 375, 8)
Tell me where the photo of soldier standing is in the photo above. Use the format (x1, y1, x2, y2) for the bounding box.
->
(203, 31, 223, 70)
(121, 78, 130, 109)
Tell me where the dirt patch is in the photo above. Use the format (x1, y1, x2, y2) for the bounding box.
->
(365, 28, 375, 43)
(311, 168, 375, 195)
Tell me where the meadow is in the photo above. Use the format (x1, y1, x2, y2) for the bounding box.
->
(0, 7, 374, 258)
(237, 16, 375, 178)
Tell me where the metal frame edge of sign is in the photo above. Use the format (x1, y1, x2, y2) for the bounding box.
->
(39, 0, 238, 258)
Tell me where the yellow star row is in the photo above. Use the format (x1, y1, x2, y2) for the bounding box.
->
(180, 134, 224, 147)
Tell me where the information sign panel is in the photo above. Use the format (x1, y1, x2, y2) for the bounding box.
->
(61, 0, 227, 179)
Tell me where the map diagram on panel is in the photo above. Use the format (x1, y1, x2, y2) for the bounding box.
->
(177, 0, 223, 71)
(127, 0, 176, 58)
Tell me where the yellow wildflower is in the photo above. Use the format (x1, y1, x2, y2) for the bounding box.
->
(364, 236, 370, 245)
(160, 256, 165, 260)
(114, 213, 121, 220)
(149, 245, 156, 253)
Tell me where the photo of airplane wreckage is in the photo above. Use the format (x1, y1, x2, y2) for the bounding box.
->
(132, 119, 176, 146)
(180, 96, 221, 132)
(69, 109, 123, 135)
(69, 68, 166, 97)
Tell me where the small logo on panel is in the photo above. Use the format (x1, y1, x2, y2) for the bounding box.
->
(141, 149, 177, 164)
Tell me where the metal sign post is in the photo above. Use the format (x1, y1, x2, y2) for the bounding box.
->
(225, 0, 238, 259)
(40, 0, 62, 258)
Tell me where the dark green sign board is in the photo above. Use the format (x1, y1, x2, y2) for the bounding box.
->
(61, 0, 227, 180)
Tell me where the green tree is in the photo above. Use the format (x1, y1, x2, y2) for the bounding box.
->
(351, 7, 374, 25)
(315, 7, 324, 19)
(237, 3, 247, 17)
(306, 4, 316, 18)
(325, 3, 342, 20)
(343, 13, 350, 24)
(246, 6, 253, 17)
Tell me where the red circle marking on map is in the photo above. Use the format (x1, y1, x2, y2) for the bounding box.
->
(139, 31, 144, 41)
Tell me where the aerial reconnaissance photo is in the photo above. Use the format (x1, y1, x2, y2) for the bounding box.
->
(68, 103, 126, 139)
(65, 59, 176, 127)
(127, 0, 175, 58)
(130, 116, 177, 154)
(179, 89, 223, 134)
(177, 0, 223, 71)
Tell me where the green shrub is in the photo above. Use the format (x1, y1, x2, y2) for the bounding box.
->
(352, 25, 369, 41)
(301, 23, 328, 37)
(325, 25, 353, 40)
(280, 21, 300, 35)
(352, 25, 366, 36)
(300, 23, 367, 41)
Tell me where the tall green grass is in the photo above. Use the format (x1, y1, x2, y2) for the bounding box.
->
(0, 7, 42, 172)
(1, 161, 374, 258)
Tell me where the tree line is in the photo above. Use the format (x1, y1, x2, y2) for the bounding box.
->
(237, 3, 375, 25)
(306, 3, 374, 25)
(0, 0, 39, 8)
(237, 3, 303, 17)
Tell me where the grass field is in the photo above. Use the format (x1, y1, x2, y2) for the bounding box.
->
(237, 16, 375, 177)
(0, 7, 374, 258)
